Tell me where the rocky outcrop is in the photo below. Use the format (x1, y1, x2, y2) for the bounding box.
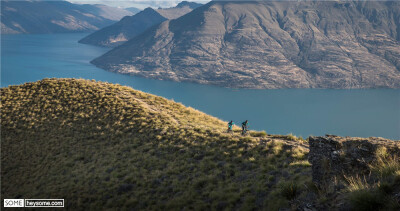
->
(92, 1, 400, 89)
(308, 135, 400, 188)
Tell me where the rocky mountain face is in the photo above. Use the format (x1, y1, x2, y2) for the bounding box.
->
(79, 1, 203, 47)
(92, 1, 400, 89)
(1, 0, 132, 34)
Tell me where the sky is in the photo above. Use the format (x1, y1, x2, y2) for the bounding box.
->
(67, 0, 210, 9)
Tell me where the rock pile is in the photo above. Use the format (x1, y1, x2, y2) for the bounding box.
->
(308, 135, 400, 188)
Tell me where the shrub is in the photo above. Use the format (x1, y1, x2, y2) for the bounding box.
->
(348, 190, 385, 211)
(375, 146, 389, 159)
(250, 131, 267, 137)
(377, 182, 393, 194)
(344, 154, 400, 211)
(287, 133, 297, 141)
(289, 160, 311, 167)
(345, 175, 370, 192)
(395, 170, 400, 184)
(370, 155, 400, 178)
(291, 147, 307, 160)
(280, 182, 299, 200)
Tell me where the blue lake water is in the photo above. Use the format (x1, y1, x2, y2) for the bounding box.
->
(1, 33, 399, 140)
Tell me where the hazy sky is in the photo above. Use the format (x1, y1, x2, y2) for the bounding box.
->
(68, 0, 210, 9)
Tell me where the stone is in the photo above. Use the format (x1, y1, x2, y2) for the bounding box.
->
(308, 135, 400, 188)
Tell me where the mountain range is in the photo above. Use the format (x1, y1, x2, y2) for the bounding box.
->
(92, 0, 400, 89)
(1, 0, 133, 34)
(79, 1, 203, 47)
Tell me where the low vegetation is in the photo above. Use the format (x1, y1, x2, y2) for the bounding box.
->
(2, 78, 397, 210)
(1, 78, 311, 210)
(345, 148, 400, 211)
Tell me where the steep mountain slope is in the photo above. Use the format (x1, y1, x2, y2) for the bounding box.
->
(1, 78, 311, 210)
(92, 1, 400, 89)
(79, 8, 167, 47)
(0, 0, 132, 34)
(79, 1, 203, 47)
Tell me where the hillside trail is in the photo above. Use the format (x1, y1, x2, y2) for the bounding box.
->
(115, 87, 309, 152)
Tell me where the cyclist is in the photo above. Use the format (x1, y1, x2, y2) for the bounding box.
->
(227, 120, 234, 133)
(241, 120, 249, 135)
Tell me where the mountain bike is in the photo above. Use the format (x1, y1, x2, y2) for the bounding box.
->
(227, 127, 233, 134)
(241, 127, 249, 136)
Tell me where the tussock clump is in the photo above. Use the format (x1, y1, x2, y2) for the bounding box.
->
(344, 154, 400, 211)
(280, 181, 299, 200)
(250, 131, 267, 137)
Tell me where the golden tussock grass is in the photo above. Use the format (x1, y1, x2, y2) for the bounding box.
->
(1, 78, 312, 210)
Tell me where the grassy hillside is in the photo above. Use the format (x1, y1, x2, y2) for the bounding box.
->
(1, 78, 311, 210)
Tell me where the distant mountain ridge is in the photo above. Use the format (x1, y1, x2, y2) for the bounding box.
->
(92, 1, 400, 89)
(157, 1, 203, 19)
(0, 0, 133, 34)
(79, 8, 167, 47)
(79, 1, 203, 47)
(176, 1, 203, 9)
(125, 7, 141, 14)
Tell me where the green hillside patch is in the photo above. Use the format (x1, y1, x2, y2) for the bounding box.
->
(1, 78, 311, 210)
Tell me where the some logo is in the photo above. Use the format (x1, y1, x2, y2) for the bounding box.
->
(4, 199, 24, 207)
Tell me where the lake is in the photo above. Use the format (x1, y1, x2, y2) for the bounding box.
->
(1, 33, 399, 140)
